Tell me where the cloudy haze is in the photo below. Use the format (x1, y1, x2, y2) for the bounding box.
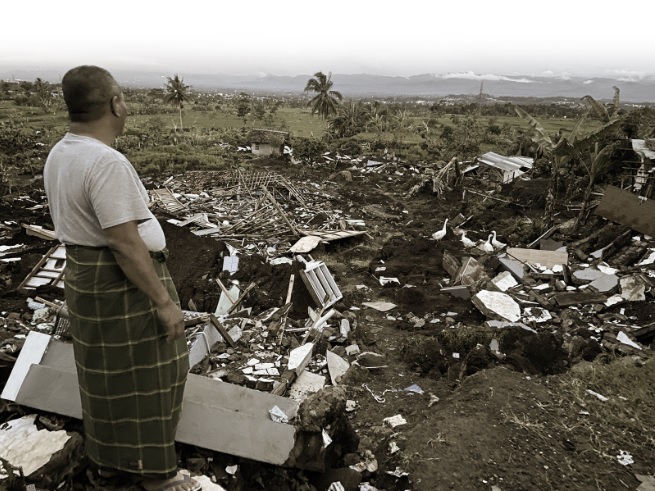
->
(2, 1, 654, 80)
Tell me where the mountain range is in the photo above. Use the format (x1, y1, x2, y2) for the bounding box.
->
(2, 67, 654, 103)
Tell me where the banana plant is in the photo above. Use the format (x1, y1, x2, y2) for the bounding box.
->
(515, 89, 622, 231)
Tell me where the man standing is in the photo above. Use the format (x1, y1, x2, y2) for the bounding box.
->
(44, 66, 200, 491)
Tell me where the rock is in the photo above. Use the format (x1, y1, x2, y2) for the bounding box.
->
(355, 351, 386, 368)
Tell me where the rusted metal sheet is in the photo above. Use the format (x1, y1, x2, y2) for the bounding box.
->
(596, 185, 655, 236)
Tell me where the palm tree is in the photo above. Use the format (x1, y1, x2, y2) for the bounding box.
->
(163, 74, 191, 131)
(304, 71, 342, 120)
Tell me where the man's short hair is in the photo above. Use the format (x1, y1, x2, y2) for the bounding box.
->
(62, 65, 121, 123)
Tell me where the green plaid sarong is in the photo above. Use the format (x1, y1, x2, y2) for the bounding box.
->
(64, 245, 189, 478)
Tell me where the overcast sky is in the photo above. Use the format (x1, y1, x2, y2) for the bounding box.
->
(2, 1, 653, 80)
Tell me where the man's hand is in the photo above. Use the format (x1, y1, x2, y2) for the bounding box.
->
(156, 299, 185, 342)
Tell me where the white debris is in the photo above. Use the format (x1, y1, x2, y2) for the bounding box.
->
(269, 405, 290, 423)
(617, 331, 642, 350)
(383, 414, 407, 428)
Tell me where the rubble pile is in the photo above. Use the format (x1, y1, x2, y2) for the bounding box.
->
(1, 156, 654, 490)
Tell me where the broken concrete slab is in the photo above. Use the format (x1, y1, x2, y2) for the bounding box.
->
(506, 247, 569, 269)
(472, 290, 521, 322)
(454, 256, 488, 287)
(288, 342, 314, 374)
(442, 250, 461, 278)
(440, 285, 471, 299)
(621, 276, 647, 301)
(588, 273, 619, 294)
(497, 256, 525, 281)
(7, 333, 342, 470)
(573, 268, 606, 283)
(489, 271, 518, 292)
(288, 370, 326, 402)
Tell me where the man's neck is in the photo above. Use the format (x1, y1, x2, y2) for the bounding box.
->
(68, 122, 117, 147)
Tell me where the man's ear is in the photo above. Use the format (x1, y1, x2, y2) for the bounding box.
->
(110, 95, 120, 117)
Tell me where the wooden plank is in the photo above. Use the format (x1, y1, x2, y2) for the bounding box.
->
(551, 292, 608, 307)
(209, 314, 236, 348)
(300, 229, 367, 242)
(1, 331, 51, 401)
(596, 185, 655, 236)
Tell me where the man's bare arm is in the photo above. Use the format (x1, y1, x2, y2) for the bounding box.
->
(104, 220, 184, 342)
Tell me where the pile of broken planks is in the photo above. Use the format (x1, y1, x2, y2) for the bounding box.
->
(150, 170, 367, 254)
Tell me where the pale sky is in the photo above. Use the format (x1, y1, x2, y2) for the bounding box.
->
(2, 0, 654, 80)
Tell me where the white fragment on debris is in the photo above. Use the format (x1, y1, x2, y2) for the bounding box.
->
(327, 482, 346, 491)
(345, 400, 357, 412)
(403, 384, 423, 394)
(322, 428, 333, 448)
(225, 465, 238, 475)
(385, 467, 409, 477)
(617, 331, 642, 350)
(605, 295, 623, 307)
(389, 441, 400, 454)
(379, 276, 400, 286)
(636, 248, 655, 266)
(0, 415, 72, 476)
(383, 414, 407, 428)
(586, 389, 609, 402)
(269, 405, 289, 423)
(617, 450, 634, 466)
(362, 301, 397, 312)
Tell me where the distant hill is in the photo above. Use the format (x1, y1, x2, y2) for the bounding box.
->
(2, 67, 654, 103)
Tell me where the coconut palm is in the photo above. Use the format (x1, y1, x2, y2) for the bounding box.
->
(163, 74, 191, 131)
(304, 71, 342, 120)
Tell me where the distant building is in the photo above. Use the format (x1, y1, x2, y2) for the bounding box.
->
(249, 129, 290, 156)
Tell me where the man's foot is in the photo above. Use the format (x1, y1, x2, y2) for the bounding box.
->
(140, 470, 201, 491)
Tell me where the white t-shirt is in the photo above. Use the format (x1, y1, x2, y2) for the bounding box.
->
(44, 133, 166, 251)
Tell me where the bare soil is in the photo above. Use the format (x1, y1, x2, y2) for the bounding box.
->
(1, 156, 654, 491)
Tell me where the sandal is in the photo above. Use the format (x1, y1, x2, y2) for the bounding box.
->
(140, 470, 202, 491)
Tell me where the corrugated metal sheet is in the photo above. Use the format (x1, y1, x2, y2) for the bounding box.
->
(476, 152, 534, 172)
